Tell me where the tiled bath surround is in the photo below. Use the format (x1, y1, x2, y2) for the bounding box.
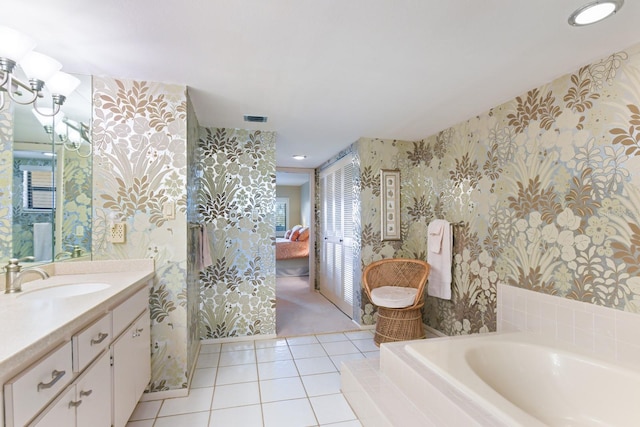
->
(498, 283, 640, 366)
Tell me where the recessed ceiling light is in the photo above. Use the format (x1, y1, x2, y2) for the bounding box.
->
(292, 155, 307, 160)
(243, 114, 268, 123)
(568, 0, 623, 26)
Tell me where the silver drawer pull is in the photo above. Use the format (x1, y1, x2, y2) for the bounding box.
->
(133, 327, 144, 338)
(79, 389, 93, 397)
(37, 370, 66, 391)
(68, 400, 82, 408)
(90, 332, 109, 345)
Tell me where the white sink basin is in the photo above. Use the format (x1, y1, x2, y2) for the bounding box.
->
(19, 283, 111, 300)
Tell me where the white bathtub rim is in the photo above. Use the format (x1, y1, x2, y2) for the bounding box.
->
(402, 331, 640, 427)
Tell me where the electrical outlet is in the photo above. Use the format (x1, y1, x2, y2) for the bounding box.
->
(162, 200, 175, 220)
(109, 222, 126, 243)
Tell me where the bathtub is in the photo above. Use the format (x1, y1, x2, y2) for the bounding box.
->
(404, 332, 640, 427)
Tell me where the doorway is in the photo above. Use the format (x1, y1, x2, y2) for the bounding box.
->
(275, 168, 356, 336)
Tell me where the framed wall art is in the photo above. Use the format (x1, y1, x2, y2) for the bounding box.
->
(380, 169, 401, 241)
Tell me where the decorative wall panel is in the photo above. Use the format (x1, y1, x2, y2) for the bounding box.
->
(0, 102, 12, 260)
(92, 77, 190, 391)
(357, 44, 640, 335)
(197, 127, 276, 339)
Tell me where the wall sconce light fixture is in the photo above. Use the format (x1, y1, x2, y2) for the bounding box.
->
(0, 25, 80, 116)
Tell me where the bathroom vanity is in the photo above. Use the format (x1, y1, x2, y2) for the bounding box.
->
(0, 259, 154, 427)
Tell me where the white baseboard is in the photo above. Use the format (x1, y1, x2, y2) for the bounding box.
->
(424, 324, 446, 337)
(140, 387, 189, 401)
(200, 333, 278, 345)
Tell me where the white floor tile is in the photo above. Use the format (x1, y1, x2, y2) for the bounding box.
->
(330, 353, 366, 370)
(316, 333, 348, 343)
(301, 372, 342, 397)
(310, 394, 357, 425)
(158, 387, 214, 417)
(256, 345, 293, 363)
(210, 404, 263, 427)
(211, 381, 260, 409)
(221, 341, 255, 352)
(191, 367, 217, 388)
(154, 411, 210, 427)
(129, 400, 161, 421)
(321, 420, 363, 427)
(126, 420, 154, 427)
(350, 339, 379, 353)
(258, 359, 299, 380)
(255, 338, 289, 349)
(321, 340, 360, 356)
(216, 364, 258, 385)
(363, 351, 380, 359)
(260, 376, 307, 402)
(344, 331, 374, 341)
(200, 343, 222, 354)
(295, 356, 338, 376)
(290, 343, 327, 359)
(197, 352, 221, 368)
(262, 398, 318, 427)
(287, 335, 319, 346)
(218, 349, 256, 366)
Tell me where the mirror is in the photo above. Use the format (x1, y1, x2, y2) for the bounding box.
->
(1, 74, 92, 265)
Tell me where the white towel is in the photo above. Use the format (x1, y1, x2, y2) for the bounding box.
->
(428, 221, 444, 253)
(33, 222, 52, 262)
(427, 219, 452, 300)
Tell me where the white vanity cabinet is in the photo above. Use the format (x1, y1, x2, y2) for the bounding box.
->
(30, 350, 111, 427)
(3, 342, 74, 427)
(111, 310, 151, 427)
(2, 283, 151, 427)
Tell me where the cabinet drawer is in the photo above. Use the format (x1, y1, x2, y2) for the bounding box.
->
(73, 313, 112, 372)
(112, 286, 148, 337)
(4, 341, 73, 427)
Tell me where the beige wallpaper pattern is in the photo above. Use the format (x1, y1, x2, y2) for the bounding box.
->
(0, 102, 12, 260)
(197, 127, 277, 339)
(357, 43, 640, 335)
(92, 77, 192, 391)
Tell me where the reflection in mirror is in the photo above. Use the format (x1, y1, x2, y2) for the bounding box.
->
(7, 74, 92, 265)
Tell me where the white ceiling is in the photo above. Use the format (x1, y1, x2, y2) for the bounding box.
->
(3, 1, 640, 168)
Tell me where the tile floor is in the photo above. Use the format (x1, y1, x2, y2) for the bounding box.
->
(126, 330, 379, 427)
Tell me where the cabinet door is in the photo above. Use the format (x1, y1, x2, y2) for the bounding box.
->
(30, 387, 76, 427)
(76, 351, 111, 427)
(112, 310, 150, 427)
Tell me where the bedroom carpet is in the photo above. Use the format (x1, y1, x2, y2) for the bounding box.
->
(276, 276, 360, 336)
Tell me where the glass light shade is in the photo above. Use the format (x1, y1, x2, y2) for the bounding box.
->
(46, 71, 80, 96)
(19, 52, 62, 82)
(0, 26, 36, 62)
(569, 1, 622, 26)
(32, 108, 65, 128)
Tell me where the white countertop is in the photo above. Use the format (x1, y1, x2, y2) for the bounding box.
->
(0, 259, 154, 380)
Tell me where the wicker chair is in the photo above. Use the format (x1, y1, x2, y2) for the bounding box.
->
(363, 259, 431, 346)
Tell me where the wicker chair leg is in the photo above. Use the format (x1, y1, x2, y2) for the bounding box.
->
(374, 303, 426, 346)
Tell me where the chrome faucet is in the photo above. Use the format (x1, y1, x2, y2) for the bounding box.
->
(4, 257, 49, 293)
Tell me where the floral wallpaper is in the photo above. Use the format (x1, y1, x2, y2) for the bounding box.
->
(197, 127, 276, 339)
(0, 102, 12, 260)
(357, 42, 640, 336)
(59, 149, 92, 255)
(92, 77, 195, 391)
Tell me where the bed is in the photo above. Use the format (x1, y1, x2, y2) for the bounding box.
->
(276, 230, 310, 277)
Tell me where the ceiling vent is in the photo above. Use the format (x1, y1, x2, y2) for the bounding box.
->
(243, 115, 268, 123)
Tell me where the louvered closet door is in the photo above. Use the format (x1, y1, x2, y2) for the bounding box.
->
(319, 155, 354, 316)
